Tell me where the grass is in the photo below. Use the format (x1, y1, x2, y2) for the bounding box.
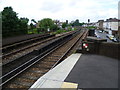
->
(28, 27, 77, 35)
(28, 29, 45, 34)
(53, 27, 75, 34)
(87, 26, 96, 29)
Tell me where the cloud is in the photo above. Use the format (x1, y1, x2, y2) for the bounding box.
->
(40, 1, 63, 13)
(0, 0, 119, 23)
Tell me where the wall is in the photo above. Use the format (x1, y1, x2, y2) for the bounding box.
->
(84, 42, 120, 60)
(99, 42, 119, 59)
(98, 21, 104, 29)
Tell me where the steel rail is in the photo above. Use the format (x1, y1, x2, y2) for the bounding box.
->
(1, 30, 80, 87)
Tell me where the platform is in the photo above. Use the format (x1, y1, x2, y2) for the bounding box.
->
(3, 34, 45, 46)
(30, 53, 118, 89)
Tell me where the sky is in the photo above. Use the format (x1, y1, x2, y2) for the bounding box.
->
(0, 0, 119, 23)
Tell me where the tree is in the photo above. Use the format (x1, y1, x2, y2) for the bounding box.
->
(30, 23, 35, 33)
(79, 22, 85, 26)
(31, 19, 37, 24)
(54, 20, 59, 25)
(51, 24, 59, 31)
(2, 7, 19, 37)
(73, 19, 80, 26)
(19, 18, 29, 34)
(2, 6, 29, 37)
(62, 22, 67, 28)
(39, 18, 55, 32)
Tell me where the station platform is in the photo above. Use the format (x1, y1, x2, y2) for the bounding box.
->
(30, 53, 118, 89)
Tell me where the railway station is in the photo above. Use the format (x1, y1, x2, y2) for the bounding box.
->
(1, 1, 120, 89)
(1, 28, 119, 89)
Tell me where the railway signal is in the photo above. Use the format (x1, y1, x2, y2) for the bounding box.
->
(82, 42, 89, 52)
(83, 43, 88, 48)
(88, 19, 90, 23)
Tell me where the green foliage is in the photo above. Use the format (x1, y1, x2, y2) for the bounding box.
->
(28, 28, 45, 34)
(30, 23, 34, 29)
(39, 18, 57, 32)
(70, 19, 84, 26)
(73, 19, 80, 26)
(67, 27, 73, 31)
(31, 19, 37, 24)
(79, 22, 84, 26)
(51, 24, 59, 31)
(62, 22, 67, 28)
(54, 29, 66, 34)
(87, 26, 96, 29)
(19, 18, 29, 34)
(2, 7, 29, 38)
(53, 27, 75, 35)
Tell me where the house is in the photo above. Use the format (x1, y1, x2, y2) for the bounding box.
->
(104, 18, 119, 35)
(36, 21, 40, 28)
(96, 18, 119, 36)
(98, 20, 104, 30)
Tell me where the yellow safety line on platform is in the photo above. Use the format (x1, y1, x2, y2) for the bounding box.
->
(61, 82, 78, 88)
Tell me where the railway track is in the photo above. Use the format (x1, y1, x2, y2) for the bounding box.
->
(2, 34, 51, 53)
(2, 31, 75, 65)
(1, 34, 54, 62)
(1, 30, 78, 86)
(1, 29, 88, 89)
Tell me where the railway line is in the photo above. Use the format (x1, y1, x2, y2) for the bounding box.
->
(2, 31, 74, 65)
(2, 34, 51, 53)
(1, 29, 88, 89)
(2, 31, 77, 77)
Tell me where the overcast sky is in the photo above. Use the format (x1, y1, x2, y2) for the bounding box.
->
(0, 0, 119, 23)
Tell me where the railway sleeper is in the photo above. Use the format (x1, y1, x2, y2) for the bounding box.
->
(16, 77, 35, 84)
(34, 66, 52, 70)
(47, 55, 61, 57)
(42, 59, 58, 62)
(12, 81, 32, 87)
(4, 83, 29, 88)
(21, 72, 41, 78)
(40, 61, 56, 64)
(30, 67, 50, 72)
(44, 57, 60, 60)
(28, 69, 49, 74)
(20, 75, 39, 81)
